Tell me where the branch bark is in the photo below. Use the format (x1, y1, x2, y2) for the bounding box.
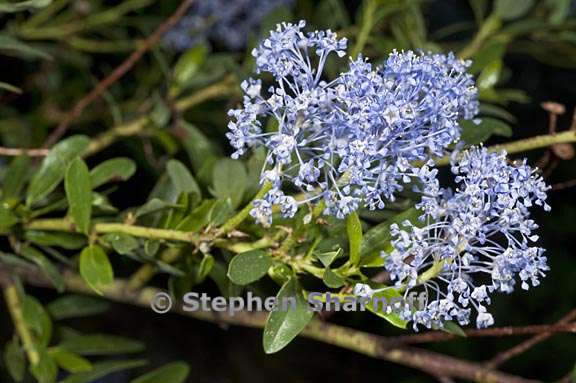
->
(42, 0, 196, 148)
(2, 266, 538, 383)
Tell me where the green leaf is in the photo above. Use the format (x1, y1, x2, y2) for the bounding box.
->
(227, 250, 272, 285)
(314, 248, 342, 268)
(176, 199, 215, 232)
(30, 348, 57, 383)
(102, 233, 139, 255)
(495, 0, 534, 20)
(167, 159, 201, 197)
(0, 204, 18, 232)
(173, 44, 208, 89)
(211, 158, 247, 209)
(60, 359, 147, 383)
(461, 118, 512, 146)
(546, 0, 571, 24)
(20, 246, 65, 292)
(180, 122, 220, 185)
(2, 155, 30, 201)
(263, 278, 313, 354)
(79, 245, 114, 295)
(27, 135, 90, 206)
(3, 337, 25, 382)
(130, 361, 190, 383)
(0, 0, 52, 12)
(135, 199, 177, 218)
(59, 334, 145, 356)
(90, 158, 136, 188)
(366, 288, 408, 329)
(360, 208, 421, 265)
(469, 41, 506, 74)
(65, 158, 92, 234)
(22, 295, 52, 347)
(442, 321, 468, 337)
(0, 34, 52, 60)
(346, 211, 363, 265)
(50, 348, 92, 373)
(196, 254, 214, 284)
(47, 295, 110, 320)
(323, 268, 345, 288)
(25, 230, 86, 250)
(477, 60, 502, 90)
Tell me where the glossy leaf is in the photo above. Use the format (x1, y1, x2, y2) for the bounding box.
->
(167, 159, 201, 197)
(47, 295, 110, 320)
(65, 158, 92, 234)
(360, 208, 421, 265)
(0, 0, 52, 12)
(22, 295, 52, 347)
(263, 278, 313, 354)
(130, 361, 190, 383)
(59, 334, 145, 356)
(20, 246, 65, 292)
(173, 44, 208, 89)
(79, 245, 114, 295)
(2, 155, 30, 201)
(461, 118, 512, 146)
(211, 158, 247, 209)
(323, 268, 345, 288)
(27, 135, 90, 206)
(180, 122, 220, 185)
(3, 337, 25, 382)
(50, 348, 92, 373)
(60, 359, 147, 383)
(366, 288, 408, 329)
(30, 348, 57, 383)
(227, 250, 273, 285)
(196, 254, 214, 284)
(346, 211, 363, 265)
(477, 60, 502, 90)
(90, 157, 136, 188)
(25, 230, 86, 250)
(495, 0, 534, 20)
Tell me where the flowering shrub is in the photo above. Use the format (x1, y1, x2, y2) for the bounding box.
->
(0, 1, 575, 382)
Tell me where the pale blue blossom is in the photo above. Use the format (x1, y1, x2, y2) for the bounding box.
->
(384, 147, 550, 329)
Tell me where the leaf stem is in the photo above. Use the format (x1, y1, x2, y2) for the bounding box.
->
(3, 284, 40, 366)
(26, 219, 200, 243)
(217, 181, 272, 235)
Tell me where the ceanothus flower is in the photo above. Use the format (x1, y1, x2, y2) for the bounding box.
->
(164, 0, 293, 51)
(383, 147, 550, 330)
(228, 20, 478, 225)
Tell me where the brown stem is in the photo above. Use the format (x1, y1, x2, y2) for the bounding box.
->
(42, 0, 196, 148)
(2, 265, 537, 383)
(486, 308, 576, 368)
(387, 322, 576, 345)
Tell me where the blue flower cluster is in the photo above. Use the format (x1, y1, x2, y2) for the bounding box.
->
(164, 0, 293, 51)
(227, 20, 479, 225)
(383, 147, 550, 329)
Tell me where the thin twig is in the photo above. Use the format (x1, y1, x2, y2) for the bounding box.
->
(486, 308, 576, 368)
(387, 322, 576, 345)
(0, 147, 49, 157)
(42, 0, 196, 148)
(551, 179, 576, 191)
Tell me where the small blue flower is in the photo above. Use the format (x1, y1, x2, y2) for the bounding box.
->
(227, 21, 479, 225)
(383, 147, 550, 330)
